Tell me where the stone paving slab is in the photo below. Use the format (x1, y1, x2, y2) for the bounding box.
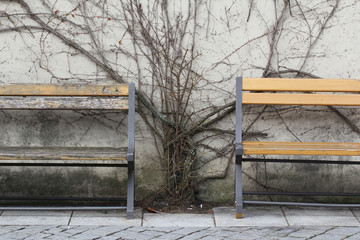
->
(214, 206, 289, 227)
(0, 210, 72, 225)
(349, 208, 360, 221)
(70, 209, 128, 217)
(1, 210, 71, 216)
(142, 213, 215, 227)
(69, 209, 142, 226)
(0, 216, 70, 226)
(282, 207, 360, 226)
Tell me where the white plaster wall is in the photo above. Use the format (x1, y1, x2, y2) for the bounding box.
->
(0, 0, 360, 202)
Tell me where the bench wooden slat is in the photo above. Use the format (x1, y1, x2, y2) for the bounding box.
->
(243, 78, 360, 92)
(0, 84, 129, 96)
(243, 141, 360, 156)
(243, 92, 360, 106)
(0, 96, 129, 110)
(0, 147, 127, 161)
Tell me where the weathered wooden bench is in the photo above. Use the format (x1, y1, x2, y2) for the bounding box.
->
(0, 83, 135, 219)
(235, 77, 360, 218)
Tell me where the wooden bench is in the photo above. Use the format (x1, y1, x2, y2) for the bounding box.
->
(0, 83, 135, 219)
(235, 77, 360, 219)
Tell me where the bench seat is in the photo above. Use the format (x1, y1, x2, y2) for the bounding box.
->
(243, 141, 360, 156)
(0, 147, 127, 161)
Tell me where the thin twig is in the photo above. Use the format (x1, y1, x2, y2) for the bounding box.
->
(247, 0, 254, 22)
(328, 106, 360, 135)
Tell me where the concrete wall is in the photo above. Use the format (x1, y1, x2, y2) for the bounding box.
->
(1, 0, 360, 203)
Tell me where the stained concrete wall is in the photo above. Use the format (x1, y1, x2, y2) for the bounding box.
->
(1, 0, 360, 203)
(0, 110, 162, 200)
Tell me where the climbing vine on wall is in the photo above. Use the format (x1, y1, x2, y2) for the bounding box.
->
(1, 0, 358, 203)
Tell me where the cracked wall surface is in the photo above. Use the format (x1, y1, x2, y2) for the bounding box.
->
(0, 0, 360, 203)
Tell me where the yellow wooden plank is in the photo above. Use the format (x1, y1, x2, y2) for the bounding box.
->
(244, 141, 360, 149)
(0, 84, 129, 96)
(243, 141, 360, 156)
(243, 92, 360, 106)
(243, 78, 360, 92)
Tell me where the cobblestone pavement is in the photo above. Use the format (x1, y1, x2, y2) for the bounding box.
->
(1, 225, 360, 240)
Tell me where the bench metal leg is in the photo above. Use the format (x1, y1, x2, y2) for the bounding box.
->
(235, 76, 244, 218)
(235, 154, 243, 219)
(126, 82, 136, 219)
(127, 164, 135, 219)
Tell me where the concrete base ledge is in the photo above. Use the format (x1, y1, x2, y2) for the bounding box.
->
(0, 206, 359, 227)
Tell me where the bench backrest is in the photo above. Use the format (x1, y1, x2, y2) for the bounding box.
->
(0, 83, 136, 153)
(238, 77, 360, 106)
(0, 84, 132, 110)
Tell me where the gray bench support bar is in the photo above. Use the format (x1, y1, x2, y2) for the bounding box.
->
(235, 77, 243, 218)
(0, 206, 127, 211)
(244, 201, 360, 208)
(126, 82, 136, 219)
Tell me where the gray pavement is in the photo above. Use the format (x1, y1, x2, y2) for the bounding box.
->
(0, 206, 360, 239)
